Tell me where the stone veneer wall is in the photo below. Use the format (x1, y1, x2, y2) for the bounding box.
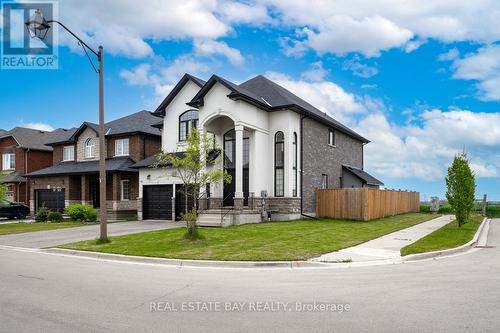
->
(302, 118, 364, 215)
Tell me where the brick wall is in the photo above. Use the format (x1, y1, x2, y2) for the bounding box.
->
(107, 134, 161, 162)
(302, 118, 364, 214)
(52, 144, 76, 164)
(77, 127, 103, 161)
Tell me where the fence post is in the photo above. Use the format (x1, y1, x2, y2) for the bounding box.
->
(362, 188, 369, 221)
(482, 194, 487, 217)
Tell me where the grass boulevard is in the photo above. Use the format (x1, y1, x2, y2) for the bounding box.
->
(60, 213, 435, 261)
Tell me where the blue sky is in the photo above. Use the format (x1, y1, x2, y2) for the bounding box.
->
(1, 0, 499, 200)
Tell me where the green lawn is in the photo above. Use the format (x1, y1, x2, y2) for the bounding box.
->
(400, 215, 484, 256)
(0, 221, 88, 235)
(60, 213, 436, 261)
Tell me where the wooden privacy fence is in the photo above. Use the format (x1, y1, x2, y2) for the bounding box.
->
(317, 188, 420, 221)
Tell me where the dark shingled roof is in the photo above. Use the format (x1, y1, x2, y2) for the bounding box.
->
(0, 129, 6, 136)
(186, 74, 369, 143)
(47, 111, 162, 146)
(132, 152, 185, 169)
(25, 157, 137, 177)
(0, 127, 77, 151)
(0, 172, 26, 183)
(342, 165, 384, 186)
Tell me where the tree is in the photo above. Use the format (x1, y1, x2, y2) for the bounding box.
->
(445, 153, 475, 227)
(155, 128, 231, 239)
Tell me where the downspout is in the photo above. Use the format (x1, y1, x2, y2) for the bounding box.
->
(299, 115, 316, 219)
(24, 148, 30, 205)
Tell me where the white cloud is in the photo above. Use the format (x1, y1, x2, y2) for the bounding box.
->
(357, 109, 500, 180)
(438, 48, 460, 61)
(264, 0, 500, 56)
(302, 15, 413, 57)
(22, 122, 55, 131)
(404, 38, 426, 53)
(301, 61, 329, 82)
(261, 73, 500, 180)
(218, 1, 272, 25)
(342, 55, 379, 78)
(266, 72, 367, 124)
(193, 39, 244, 66)
(451, 45, 500, 101)
(57, 0, 231, 58)
(120, 54, 210, 104)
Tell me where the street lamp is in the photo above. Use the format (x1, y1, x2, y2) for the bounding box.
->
(26, 10, 108, 241)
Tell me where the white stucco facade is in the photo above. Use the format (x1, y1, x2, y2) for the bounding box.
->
(138, 78, 302, 220)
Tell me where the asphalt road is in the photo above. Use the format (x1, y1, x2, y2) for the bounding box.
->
(0, 219, 498, 333)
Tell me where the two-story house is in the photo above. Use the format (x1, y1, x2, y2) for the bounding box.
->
(134, 74, 383, 225)
(0, 127, 76, 205)
(25, 111, 162, 219)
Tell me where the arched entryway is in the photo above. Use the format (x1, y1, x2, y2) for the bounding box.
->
(223, 128, 250, 206)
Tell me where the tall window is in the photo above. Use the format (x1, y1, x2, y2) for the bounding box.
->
(328, 129, 335, 146)
(321, 174, 329, 189)
(292, 132, 297, 197)
(274, 131, 285, 197)
(179, 110, 199, 141)
(63, 146, 74, 161)
(121, 180, 130, 200)
(115, 138, 129, 156)
(2, 153, 15, 170)
(85, 138, 96, 158)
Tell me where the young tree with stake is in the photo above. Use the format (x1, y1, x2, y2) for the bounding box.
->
(154, 128, 231, 239)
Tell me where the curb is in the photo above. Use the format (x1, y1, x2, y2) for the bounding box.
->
(40, 217, 491, 269)
(402, 217, 490, 261)
(42, 248, 330, 269)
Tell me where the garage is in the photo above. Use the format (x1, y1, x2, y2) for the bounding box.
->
(143, 185, 173, 220)
(35, 189, 65, 212)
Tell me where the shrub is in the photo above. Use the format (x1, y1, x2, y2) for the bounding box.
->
(438, 205, 453, 214)
(65, 204, 98, 222)
(419, 205, 431, 213)
(445, 153, 475, 227)
(47, 211, 63, 223)
(35, 207, 50, 222)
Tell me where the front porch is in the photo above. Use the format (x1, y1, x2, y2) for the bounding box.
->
(29, 172, 138, 220)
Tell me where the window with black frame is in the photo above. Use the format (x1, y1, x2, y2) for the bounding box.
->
(179, 110, 199, 141)
(292, 132, 297, 197)
(275, 131, 285, 197)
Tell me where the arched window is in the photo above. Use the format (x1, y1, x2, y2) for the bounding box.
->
(274, 131, 285, 197)
(292, 132, 297, 197)
(85, 138, 96, 158)
(179, 110, 199, 141)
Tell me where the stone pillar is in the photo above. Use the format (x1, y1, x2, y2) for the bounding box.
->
(81, 175, 89, 205)
(234, 125, 244, 208)
(112, 173, 120, 211)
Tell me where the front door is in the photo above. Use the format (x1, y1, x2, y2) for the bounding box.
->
(223, 129, 250, 207)
(89, 176, 100, 208)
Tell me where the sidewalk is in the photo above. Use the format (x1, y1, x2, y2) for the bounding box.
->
(313, 215, 454, 262)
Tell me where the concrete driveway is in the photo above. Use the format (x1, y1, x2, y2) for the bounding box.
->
(0, 220, 182, 248)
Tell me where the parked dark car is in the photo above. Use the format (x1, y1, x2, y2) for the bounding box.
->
(0, 200, 30, 219)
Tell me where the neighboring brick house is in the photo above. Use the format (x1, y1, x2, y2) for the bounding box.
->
(0, 127, 76, 205)
(134, 73, 383, 225)
(25, 111, 162, 219)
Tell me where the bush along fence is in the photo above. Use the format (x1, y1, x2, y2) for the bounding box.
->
(316, 188, 420, 221)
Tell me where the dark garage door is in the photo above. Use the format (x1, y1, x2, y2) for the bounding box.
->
(143, 185, 173, 220)
(36, 189, 65, 212)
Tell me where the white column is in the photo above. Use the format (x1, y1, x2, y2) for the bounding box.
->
(234, 124, 244, 198)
